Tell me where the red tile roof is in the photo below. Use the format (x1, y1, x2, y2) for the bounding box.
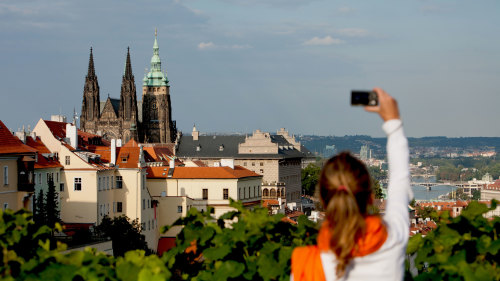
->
(0, 120, 37, 155)
(43, 120, 109, 150)
(25, 136, 63, 169)
(147, 165, 262, 179)
(262, 199, 280, 208)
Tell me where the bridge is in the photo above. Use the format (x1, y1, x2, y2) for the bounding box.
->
(410, 181, 479, 191)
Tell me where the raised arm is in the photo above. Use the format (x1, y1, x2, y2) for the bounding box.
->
(365, 88, 413, 240)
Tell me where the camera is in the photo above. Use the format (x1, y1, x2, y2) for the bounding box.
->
(351, 90, 378, 106)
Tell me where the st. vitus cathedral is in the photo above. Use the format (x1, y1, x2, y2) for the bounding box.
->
(80, 31, 176, 143)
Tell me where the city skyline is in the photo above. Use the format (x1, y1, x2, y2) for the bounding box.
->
(0, 0, 499, 138)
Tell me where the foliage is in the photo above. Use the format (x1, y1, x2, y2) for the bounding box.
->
(45, 179, 61, 228)
(472, 189, 481, 200)
(2, 200, 500, 280)
(415, 206, 436, 220)
(301, 164, 321, 196)
(34, 189, 46, 226)
(161, 200, 319, 280)
(454, 188, 471, 201)
(33, 180, 60, 228)
(407, 201, 500, 280)
(0, 208, 170, 280)
(95, 215, 151, 257)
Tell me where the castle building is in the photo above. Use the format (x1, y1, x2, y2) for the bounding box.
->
(80, 32, 176, 144)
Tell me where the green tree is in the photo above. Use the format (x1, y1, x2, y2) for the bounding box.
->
(373, 179, 384, 199)
(301, 163, 321, 196)
(96, 215, 150, 257)
(472, 189, 481, 200)
(407, 201, 500, 280)
(162, 200, 318, 280)
(416, 206, 435, 219)
(455, 188, 470, 201)
(34, 189, 46, 226)
(45, 179, 60, 227)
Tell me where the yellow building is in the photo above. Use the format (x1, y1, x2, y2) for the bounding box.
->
(146, 163, 262, 254)
(32, 118, 158, 251)
(0, 120, 37, 211)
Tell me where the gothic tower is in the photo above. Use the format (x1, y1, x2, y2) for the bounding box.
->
(119, 47, 139, 142)
(80, 47, 100, 133)
(141, 30, 176, 143)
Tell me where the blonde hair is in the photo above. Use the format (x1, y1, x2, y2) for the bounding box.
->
(318, 152, 373, 278)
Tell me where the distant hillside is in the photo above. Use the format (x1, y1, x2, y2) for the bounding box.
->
(297, 135, 500, 158)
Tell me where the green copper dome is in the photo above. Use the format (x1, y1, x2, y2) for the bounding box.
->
(143, 30, 169, 87)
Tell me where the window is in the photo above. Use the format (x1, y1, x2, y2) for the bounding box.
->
(106, 176, 109, 190)
(117, 202, 123, 213)
(3, 166, 8, 185)
(243, 162, 247, 166)
(260, 162, 264, 166)
(260, 169, 264, 174)
(116, 176, 123, 189)
(203, 189, 208, 200)
(111, 176, 114, 189)
(38, 173, 42, 184)
(223, 188, 229, 200)
(3, 203, 8, 210)
(147, 199, 150, 209)
(113, 202, 116, 213)
(56, 172, 59, 183)
(142, 199, 145, 210)
(98, 177, 101, 191)
(177, 206, 182, 213)
(59, 183, 64, 192)
(74, 178, 82, 191)
(65, 156, 70, 165)
(252, 162, 255, 166)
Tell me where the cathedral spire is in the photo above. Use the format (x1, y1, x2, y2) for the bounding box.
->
(87, 47, 96, 78)
(124, 47, 133, 79)
(143, 30, 169, 87)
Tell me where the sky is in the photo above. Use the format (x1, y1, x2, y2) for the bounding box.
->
(0, 0, 499, 138)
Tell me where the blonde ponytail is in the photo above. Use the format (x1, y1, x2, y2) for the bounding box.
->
(319, 152, 373, 278)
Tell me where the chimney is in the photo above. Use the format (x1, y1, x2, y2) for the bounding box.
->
(66, 123, 78, 149)
(111, 139, 117, 165)
(138, 144, 144, 167)
(31, 131, 36, 140)
(15, 129, 26, 143)
(220, 159, 234, 169)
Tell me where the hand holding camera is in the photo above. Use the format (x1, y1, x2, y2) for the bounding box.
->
(351, 88, 400, 122)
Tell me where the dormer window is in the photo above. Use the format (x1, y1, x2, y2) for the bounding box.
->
(219, 145, 224, 152)
(121, 153, 129, 163)
(196, 145, 201, 152)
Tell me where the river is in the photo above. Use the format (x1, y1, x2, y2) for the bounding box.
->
(410, 176, 457, 201)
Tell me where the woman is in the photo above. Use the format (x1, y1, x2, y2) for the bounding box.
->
(291, 88, 412, 281)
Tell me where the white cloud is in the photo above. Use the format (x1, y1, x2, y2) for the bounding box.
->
(303, 36, 344, 46)
(198, 41, 215, 49)
(198, 42, 252, 50)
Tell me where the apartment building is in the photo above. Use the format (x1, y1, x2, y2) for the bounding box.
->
(146, 162, 262, 254)
(0, 120, 37, 211)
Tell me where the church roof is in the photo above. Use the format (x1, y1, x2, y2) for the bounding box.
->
(143, 30, 169, 87)
(0, 120, 37, 155)
(100, 98, 120, 116)
(176, 134, 305, 159)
